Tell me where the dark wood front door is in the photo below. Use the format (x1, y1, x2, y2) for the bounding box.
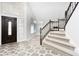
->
(1, 16, 17, 44)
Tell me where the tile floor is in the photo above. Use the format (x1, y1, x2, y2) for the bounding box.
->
(0, 35, 62, 56)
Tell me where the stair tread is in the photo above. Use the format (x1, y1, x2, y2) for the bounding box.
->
(43, 40, 78, 56)
(45, 36, 75, 48)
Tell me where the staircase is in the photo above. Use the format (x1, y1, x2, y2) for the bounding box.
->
(40, 2, 79, 56)
(42, 29, 79, 56)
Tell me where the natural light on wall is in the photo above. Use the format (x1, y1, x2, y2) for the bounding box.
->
(31, 24, 34, 34)
(31, 20, 37, 34)
(8, 21, 12, 35)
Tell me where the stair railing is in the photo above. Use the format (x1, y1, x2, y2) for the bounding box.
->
(64, 2, 79, 29)
(40, 2, 79, 45)
(40, 20, 60, 45)
(40, 20, 51, 45)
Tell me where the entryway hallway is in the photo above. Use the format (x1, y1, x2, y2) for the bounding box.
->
(0, 35, 63, 56)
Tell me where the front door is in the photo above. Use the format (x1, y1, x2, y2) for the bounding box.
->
(1, 16, 17, 44)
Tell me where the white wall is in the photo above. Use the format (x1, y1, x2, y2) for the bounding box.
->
(28, 2, 69, 34)
(65, 4, 79, 53)
(0, 2, 37, 44)
(0, 2, 28, 44)
(26, 3, 37, 39)
(29, 2, 69, 20)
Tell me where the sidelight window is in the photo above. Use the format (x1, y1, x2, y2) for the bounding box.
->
(8, 21, 12, 35)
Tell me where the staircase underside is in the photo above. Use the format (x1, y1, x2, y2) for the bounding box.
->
(43, 29, 79, 56)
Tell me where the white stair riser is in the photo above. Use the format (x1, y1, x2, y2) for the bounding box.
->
(50, 31, 65, 34)
(48, 36, 69, 42)
(50, 33, 65, 36)
(43, 43, 73, 56)
(46, 39, 75, 51)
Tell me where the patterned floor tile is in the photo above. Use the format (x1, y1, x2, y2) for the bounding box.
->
(0, 36, 62, 56)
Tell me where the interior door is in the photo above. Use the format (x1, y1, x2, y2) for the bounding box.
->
(1, 16, 17, 44)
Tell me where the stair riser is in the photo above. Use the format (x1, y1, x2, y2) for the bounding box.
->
(46, 39, 75, 51)
(43, 43, 73, 56)
(50, 33, 65, 36)
(48, 36, 69, 42)
(50, 31, 65, 34)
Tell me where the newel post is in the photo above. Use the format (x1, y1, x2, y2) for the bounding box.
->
(49, 19, 51, 31)
(40, 28, 42, 45)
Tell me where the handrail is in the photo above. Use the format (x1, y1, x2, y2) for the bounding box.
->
(40, 20, 60, 45)
(41, 20, 51, 30)
(64, 2, 79, 29)
(40, 20, 51, 45)
(65, 2, 72, 18)
(66, 2, 72, 14)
